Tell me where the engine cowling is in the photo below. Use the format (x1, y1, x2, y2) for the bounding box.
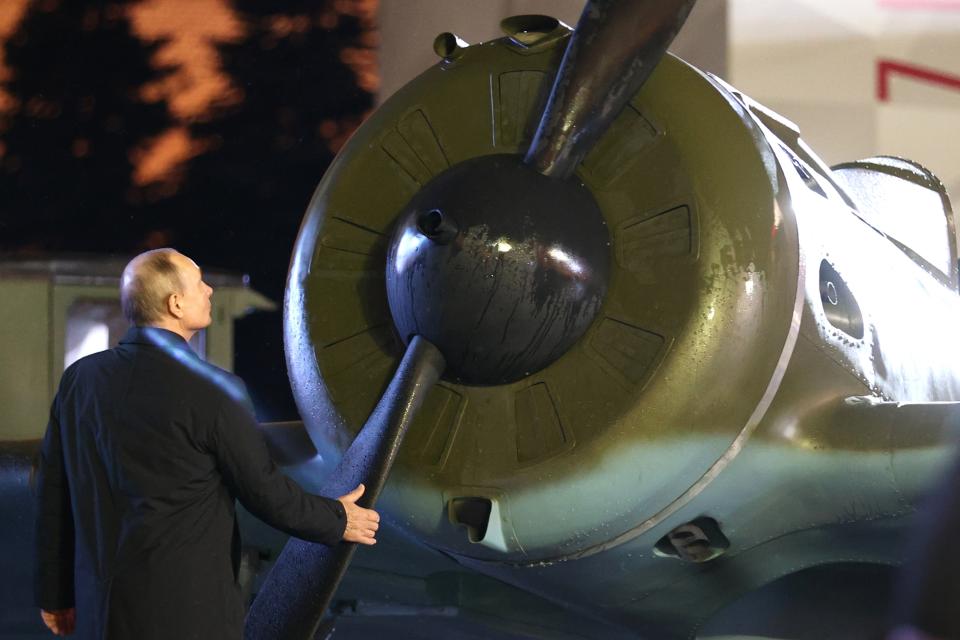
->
(285, 27, 799, 563)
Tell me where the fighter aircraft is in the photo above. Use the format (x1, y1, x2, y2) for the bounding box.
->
(243, 0, 960, 637)
(4, 0, 958, 638)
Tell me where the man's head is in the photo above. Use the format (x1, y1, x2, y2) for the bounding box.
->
(120, 249, 213, 339)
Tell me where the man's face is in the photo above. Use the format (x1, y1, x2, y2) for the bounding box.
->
(171, 253, 213, 331)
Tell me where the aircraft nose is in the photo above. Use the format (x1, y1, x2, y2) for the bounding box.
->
(385, 153, 611, 385)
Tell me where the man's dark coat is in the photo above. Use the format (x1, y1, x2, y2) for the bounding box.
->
(34, 327, 346, 639)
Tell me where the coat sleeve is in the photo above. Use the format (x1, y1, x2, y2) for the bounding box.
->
(208, 389, 346, 545)
(34, 394, 75, 611)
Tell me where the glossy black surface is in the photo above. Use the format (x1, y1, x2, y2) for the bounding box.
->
(385, 154, 610, 385)
(245, 337, 445, 640)
(526, 0, 697, 178)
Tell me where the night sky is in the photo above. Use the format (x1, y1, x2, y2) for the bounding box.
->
(0, 0, 378, 420)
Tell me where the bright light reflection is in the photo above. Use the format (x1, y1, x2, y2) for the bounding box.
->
(395, 227, 426, 272)
(495, 239, 512, 253)
(707, 306, 716, 320)
(547, 246, 584, 275)
(65, 322, 109, 369)
(745, 280, 755, 296)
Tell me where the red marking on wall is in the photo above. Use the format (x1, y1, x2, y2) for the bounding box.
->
(876, 59, 960, 101)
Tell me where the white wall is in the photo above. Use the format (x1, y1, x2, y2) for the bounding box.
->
(730, 0, 960, 198)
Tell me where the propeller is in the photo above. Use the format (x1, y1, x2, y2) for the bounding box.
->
(244, 336, 445, 639)
(526, 0, 698, 179)
(246, 1, 696, 637)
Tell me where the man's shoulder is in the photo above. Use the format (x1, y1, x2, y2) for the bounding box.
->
(181, 357, 243, 386)
(195, 360, 240, 383)
(65, 341, 251, 408)
(60, 347, 120, 383)
(173, 358, 251, 410)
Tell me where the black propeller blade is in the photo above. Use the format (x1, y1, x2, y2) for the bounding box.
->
(244, 336, 445, 639)
(526, 0, 698, 179)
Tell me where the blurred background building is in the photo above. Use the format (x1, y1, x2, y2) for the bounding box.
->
(0, 0, 377, 423)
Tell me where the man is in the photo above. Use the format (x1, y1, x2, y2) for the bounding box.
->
(34, 249, 379, 639)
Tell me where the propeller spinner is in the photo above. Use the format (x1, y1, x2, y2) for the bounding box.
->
(245, 1, 697, 637)
(385, 153, 609, 385)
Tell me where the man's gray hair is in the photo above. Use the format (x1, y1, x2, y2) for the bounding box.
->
(120, 249, 184, 325)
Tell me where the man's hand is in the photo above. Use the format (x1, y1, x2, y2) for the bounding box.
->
(337, 484, 380, 545)
(40, 608, 75, 636)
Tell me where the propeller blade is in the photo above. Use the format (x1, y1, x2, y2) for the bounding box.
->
(244, 336, 446, 640)
(525, 0, 697, 179)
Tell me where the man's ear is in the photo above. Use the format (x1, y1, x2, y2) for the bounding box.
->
(167, 292, 183, 319)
